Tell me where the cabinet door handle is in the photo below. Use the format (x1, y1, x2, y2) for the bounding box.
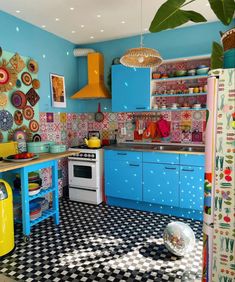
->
(136, 107, 146, 110)
(182, 169, 194, 172)
(117, 153, 127, 155)
(164, 167, 176, 170)
(129, 164, 140, 167)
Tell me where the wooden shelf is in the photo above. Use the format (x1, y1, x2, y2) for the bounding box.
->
(152, 74, 208, 82)
(152, 92, 207, 98)
(151, 108, 207, 112)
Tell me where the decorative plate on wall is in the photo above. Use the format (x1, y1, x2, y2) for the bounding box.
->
(0, 110, 13, 131)
(0, 59, 17, 92)
(0, 93, 8, 108)
(29, 120, 39, 132)
(8, 125, 32, 141)
(11, 91, 27, 109)
(21, 72, 32, 86)
(23, 105, 34, 120)
(32, 79, 40, 89)
(32, 133, 42, 142)
(26, 88, 40, 106)
(27, 59, 38, 74)
(14, 110, 23, 126)
(13, 129, 27, 141)
(9, 53, 25, 73)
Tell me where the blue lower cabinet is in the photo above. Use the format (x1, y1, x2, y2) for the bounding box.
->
(105, 160, 142, 201)
(143, 163, 179, 207)
(180, 166, 204, 210)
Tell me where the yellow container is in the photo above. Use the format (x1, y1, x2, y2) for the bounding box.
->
(0, 142, 18, 158)
(0, 179, 14, 257)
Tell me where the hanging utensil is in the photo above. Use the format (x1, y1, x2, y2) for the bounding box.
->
(95, 102, 104, 122)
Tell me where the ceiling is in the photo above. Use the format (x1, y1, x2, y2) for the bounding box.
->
(1, 0, 218, 45)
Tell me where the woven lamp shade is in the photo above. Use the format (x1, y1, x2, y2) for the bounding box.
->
(120, 47, 163, 68)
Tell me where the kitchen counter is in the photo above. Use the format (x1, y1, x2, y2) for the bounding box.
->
(104, 143, 205, 155)
(0, 151, 77, 173)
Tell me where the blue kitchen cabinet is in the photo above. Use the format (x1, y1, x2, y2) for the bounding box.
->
(112, 65, 151, 112)
(143, 163, 179, 207)
(180, 165, 204, 210)
(105, 151, 142, 200)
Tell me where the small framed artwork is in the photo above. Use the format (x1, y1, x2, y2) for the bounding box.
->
(50, 73, 66, 108)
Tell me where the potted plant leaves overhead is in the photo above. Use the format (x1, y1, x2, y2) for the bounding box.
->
(149, 0, 235, 69)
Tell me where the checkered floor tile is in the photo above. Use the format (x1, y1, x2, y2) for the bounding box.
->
(0, 199, 203, 281)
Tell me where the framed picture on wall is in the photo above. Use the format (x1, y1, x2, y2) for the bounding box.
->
(50, 73, 66, 108)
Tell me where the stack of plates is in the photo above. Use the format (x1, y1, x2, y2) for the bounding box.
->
(29, 201, 42, 220)
(28, 183, 41, 196)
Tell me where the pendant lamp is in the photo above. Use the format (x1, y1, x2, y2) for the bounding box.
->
(120, 0, 163, 68)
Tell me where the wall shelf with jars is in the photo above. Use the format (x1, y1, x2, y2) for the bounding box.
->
(151, 54, 210, 111)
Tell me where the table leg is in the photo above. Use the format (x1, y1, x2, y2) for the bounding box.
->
(52, 160, 59, 225)
(20, 167, 30, 237)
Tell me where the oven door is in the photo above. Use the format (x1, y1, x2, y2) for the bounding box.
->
(68, 160, 98, 189)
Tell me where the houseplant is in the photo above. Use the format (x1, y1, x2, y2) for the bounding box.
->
(149, 0, 235, 69)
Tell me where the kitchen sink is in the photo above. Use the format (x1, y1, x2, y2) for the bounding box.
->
(180, 146, 205, 152)
(153, 145, 181, 151)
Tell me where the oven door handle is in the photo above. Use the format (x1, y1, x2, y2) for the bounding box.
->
(68, 158, 97, 163)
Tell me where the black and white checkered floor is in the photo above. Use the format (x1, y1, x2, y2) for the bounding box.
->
(0, 199, 203, 282)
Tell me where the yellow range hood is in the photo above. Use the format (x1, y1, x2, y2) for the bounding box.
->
(72, 52, 111, 99)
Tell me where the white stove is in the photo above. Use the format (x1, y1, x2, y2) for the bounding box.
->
(68, 145, 103, 205)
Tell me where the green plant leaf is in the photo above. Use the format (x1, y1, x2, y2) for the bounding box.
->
(211, 41, 223, 69)
(209, 0, 235, 26)
(182, 10, 207, 23)
(149, 0, 187, 32)
(149, 0, 206, 33)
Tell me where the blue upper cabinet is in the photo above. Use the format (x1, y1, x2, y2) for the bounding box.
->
(112, 65, 151, 112)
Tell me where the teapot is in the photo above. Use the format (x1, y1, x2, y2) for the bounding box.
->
(84, 131, 101, 148)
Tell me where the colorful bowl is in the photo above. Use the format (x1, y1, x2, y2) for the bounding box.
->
(175, 70, 187, 77)
(196, 67, 209, 75)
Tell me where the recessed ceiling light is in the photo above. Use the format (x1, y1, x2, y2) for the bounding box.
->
(90, 36, 94, 39)
(72, 30, 76, 34)
(81, 24, 85, 28)
(97, 14, 101, 18)
(41, 25, 46, 28)
(100, 29, 104, 33)
(16, 10, 21, 13)
(55, 18, 60, 21)
(70, 7, 74, 10)
(121, 20, 125, 24)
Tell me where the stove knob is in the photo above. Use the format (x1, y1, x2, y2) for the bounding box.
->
(84, 154, 87, 158)
(92, 154, 96, 159)
(79, 153, 83, 157)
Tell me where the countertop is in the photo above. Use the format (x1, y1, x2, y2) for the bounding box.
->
(0, 151, 77, 173)
(104, 143, 205, 155)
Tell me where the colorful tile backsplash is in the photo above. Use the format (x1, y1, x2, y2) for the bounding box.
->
(39, 110, 206, 145)
(39, 110, 206, 194)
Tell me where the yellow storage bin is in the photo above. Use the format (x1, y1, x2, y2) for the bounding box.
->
(0, 142, 18, 158)
(0, 179, 15, 257)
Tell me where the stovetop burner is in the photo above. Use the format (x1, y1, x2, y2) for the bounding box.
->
(70, 145, 102, 150)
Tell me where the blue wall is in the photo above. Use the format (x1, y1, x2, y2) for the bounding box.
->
(0, 11, 82, 113)
(77, 21, 234, 112)
(1, 10, 233, 113)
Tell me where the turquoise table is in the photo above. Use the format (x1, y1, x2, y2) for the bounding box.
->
(0, 151, 75, 241)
